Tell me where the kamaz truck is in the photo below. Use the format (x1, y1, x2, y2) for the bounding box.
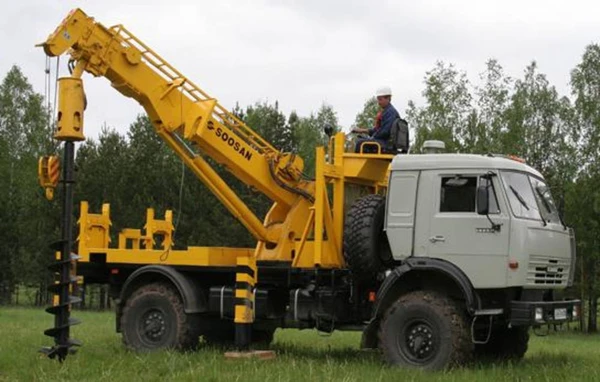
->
(38, 9, 579, 370)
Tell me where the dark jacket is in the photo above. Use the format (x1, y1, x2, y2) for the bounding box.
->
(368, 104, 400, 141)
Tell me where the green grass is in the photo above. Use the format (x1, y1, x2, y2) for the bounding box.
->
(1, 307, 599, 382)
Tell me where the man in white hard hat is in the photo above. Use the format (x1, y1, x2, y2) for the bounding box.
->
(352, 86, 400, 153)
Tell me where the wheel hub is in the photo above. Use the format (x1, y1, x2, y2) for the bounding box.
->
(141, 310, 166, 341)
(402, 322, 436, 361)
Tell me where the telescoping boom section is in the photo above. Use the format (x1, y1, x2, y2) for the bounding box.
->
(41, 8, 394, 270)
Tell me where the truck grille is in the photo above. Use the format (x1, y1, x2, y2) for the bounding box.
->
(527, 255, 570, 286)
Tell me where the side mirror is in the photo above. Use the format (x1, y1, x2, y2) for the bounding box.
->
(477, 185, 489, 215)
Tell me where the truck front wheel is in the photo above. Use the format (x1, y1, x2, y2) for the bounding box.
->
(120, 282, 200, 351)
(378, 291, 472, 370)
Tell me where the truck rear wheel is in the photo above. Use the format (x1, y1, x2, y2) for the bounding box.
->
(121, 282, 200, 351)
(475, 326, 529, 361)
(343, 194, 393, 283)
(378, 291, 472, 370)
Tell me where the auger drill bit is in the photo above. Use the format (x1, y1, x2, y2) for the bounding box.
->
(40, 141, 82, 361)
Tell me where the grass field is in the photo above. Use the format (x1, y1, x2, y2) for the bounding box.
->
(1, 307, 599, 382)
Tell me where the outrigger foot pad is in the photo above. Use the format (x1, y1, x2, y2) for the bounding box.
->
(224, 350, 276, 361)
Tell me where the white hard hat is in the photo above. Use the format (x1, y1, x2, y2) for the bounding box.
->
(375, 86, 392, 97)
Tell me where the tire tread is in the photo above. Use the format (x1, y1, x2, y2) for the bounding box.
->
(378, 290, 473, 369)
(343, 194, 389, 282)
(120, 282, 199, 351)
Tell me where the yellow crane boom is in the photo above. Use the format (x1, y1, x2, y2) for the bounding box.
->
(42, 9, 310, 244)
(40, 7, 393, 269)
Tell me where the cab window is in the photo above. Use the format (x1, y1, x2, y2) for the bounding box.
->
(440, 176, 477, 212)
(440, 175, 500, 213)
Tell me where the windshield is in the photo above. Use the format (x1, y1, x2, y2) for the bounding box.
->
(500, 171, 561, 224)
(500, 171, 541, 220)
(529, 177, 561, 224)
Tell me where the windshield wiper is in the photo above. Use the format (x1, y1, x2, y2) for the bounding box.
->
(509, 185, 547, 225)
(536, 188, 553, 214)
(509, 186, 529, 210)
(532, 188, 550, 226)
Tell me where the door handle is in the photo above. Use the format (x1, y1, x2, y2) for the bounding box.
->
(429, 236, 446, 243)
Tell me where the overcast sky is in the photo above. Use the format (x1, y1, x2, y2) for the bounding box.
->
(1, 0, 598, 139)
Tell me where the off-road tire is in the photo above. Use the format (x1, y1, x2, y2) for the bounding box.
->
(475, 325, 529, 361)
(343, 194, 393, 284)
(378, 291, 473, 370)
(121, 282, 200, 351)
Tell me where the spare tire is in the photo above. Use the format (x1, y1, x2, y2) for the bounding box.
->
(343, 194, 393, 284)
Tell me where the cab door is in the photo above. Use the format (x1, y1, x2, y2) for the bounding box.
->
(426, 171, 510, 288)
(386, 170, 419, 261)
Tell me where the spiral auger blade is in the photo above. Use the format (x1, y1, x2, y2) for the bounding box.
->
(40, 141, 81, 362)
(41, 248, 81, 362)
(40, 243, 82, 361)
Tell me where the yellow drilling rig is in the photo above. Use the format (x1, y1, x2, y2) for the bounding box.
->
(38, 9, 579, 370)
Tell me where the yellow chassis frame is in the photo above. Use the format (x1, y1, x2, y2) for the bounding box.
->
(78, 134, 392, 270)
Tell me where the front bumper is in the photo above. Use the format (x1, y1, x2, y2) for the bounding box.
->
(510, 299, 581, 326)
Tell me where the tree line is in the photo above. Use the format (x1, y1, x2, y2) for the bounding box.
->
(0, 44, 599, 330)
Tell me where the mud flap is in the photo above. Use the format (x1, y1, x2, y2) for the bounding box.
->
(360, 319, 379, 349)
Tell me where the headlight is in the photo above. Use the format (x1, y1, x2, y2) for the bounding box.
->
(535, 307, 544, 321)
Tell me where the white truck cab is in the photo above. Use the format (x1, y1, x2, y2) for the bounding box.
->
(356, 152, 580, 369)
(386, 154, 575, 290)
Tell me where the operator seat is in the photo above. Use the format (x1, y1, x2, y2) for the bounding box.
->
(382, 117, 410, 154)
